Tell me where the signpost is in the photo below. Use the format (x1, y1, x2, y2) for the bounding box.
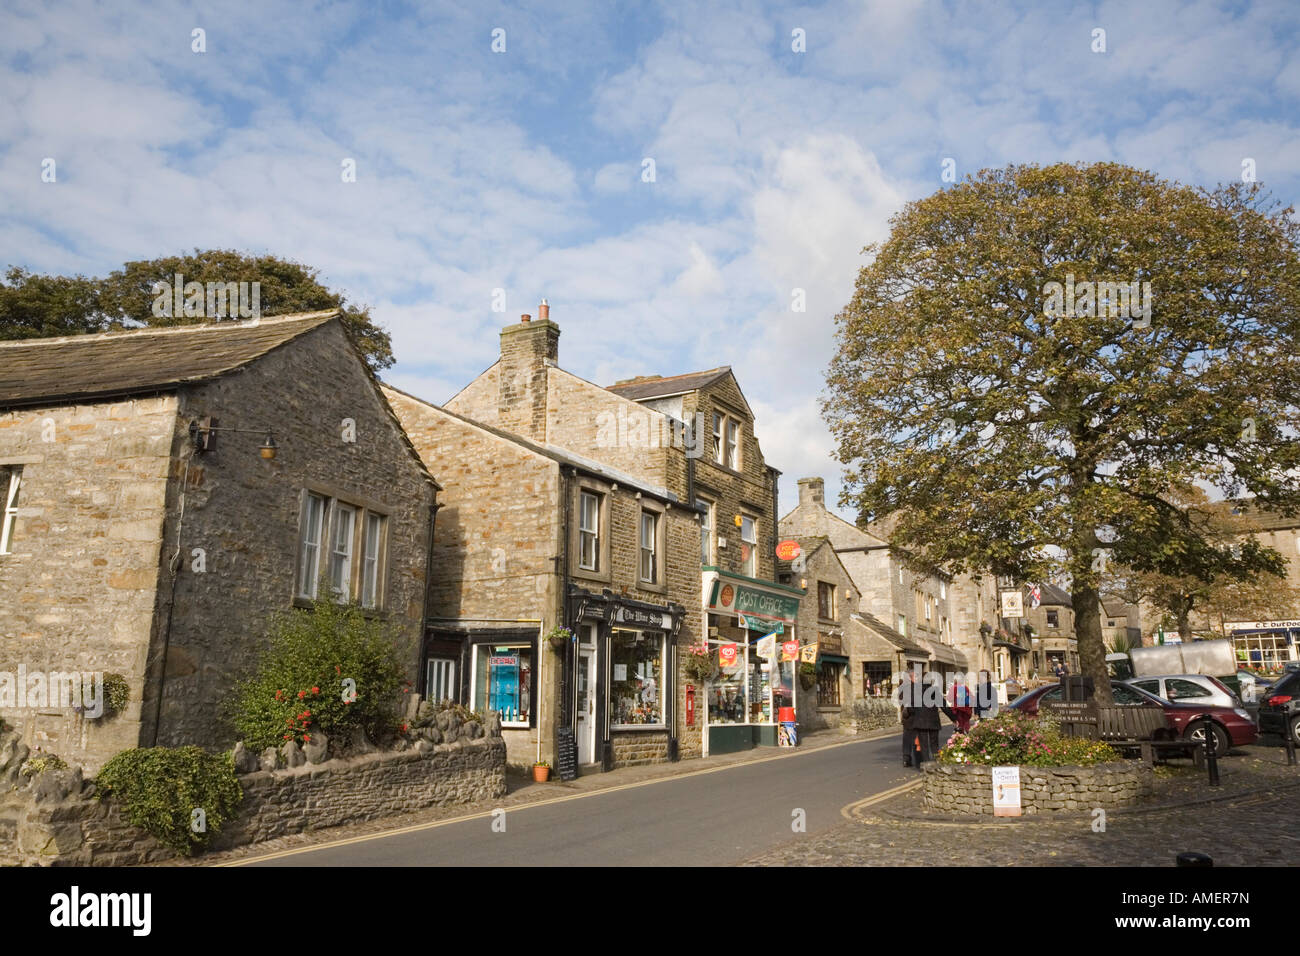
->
(1000, 591, 1024, 618)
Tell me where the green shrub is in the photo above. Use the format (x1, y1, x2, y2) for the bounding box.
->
(939, 709, 1120, 766)
(20, 753, 68, 777)
(101, 673, 130, 718)
(229, 596, 409, 753)
(96, 747, 242, 855)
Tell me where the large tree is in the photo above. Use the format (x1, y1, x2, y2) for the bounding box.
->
(1110, 488, 1299, 641)
(0, 249, 392, 369)
(823, 162, 1300, 703)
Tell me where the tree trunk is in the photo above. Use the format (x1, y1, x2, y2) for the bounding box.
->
(1177, 598, 1193, 641)
(1073, 582, 1112, 704)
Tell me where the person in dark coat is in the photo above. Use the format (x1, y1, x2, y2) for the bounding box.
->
(899, 670, 918, 767)
(908, 670, 943, 768)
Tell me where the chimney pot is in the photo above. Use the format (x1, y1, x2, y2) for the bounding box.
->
(539, 298, 550, 320)
(521, 314, 531, 323)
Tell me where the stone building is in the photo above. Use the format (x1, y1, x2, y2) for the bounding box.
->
(1023, 582, 1078, 675)
(384, 384, 701, 773)
(0, 313, 438, 771)
(779, 477, 980, 684)
(445, 303, 798, 756)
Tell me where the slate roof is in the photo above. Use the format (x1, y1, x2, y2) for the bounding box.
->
(606, 367, 732, 401)
(0, 312, 339, 409)
(1214, 498, 1300, 532)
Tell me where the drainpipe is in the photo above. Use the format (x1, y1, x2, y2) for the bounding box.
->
(416, 497, 442, 698)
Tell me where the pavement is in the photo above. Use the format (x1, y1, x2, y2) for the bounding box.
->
(181, 727, 1300, 867)
(744, 741, 1300, 867)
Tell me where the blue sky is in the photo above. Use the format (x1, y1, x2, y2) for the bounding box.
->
(3, 0, 1299, 516)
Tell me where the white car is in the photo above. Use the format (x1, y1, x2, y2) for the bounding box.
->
(1123, 674, 1240, 710)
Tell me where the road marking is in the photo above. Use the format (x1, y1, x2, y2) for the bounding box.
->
(217, 733, 884, 866)
(840, 777, 923, 821)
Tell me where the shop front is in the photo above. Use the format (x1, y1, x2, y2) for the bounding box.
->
(702, 570, 803, 755)
(1224, 621, 1300, 671)
(567, 587, 686, 771)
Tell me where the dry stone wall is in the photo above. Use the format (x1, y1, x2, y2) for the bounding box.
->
(922, 761, 1154, 815)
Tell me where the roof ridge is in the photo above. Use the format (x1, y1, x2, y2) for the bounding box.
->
(606, 366, 731, 389)
(0, 311, 339, 349)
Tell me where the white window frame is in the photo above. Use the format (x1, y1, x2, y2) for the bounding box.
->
(0, 467, 21, 555)
(740, 514, 757, 576)
(897, 614, 907, 637)
(297, 492, 327, 599)
(298, 490, 388, 608)
(360, 512, 386, 609)
(712, 413, 724, 464)
(579, 490, 601, 571)
(696, 497, 713, 565)
(426, 657, 457, 705)
(329, 502, 357, 601)
(726, 419, 740, 470)
(639, 509, 658, 584)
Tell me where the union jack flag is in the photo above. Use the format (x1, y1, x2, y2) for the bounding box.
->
(1029, 584, 1042, 609)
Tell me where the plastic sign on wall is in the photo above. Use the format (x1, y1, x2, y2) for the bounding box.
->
(719, 644, 739, 668)
(781, 641, 800, 662)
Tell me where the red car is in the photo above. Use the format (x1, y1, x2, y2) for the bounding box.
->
(1008, 680, 1257, 757)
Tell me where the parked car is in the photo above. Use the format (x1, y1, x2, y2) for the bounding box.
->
(1123, 674, 1239, 710)
(1007, 680, 1257, 757)
(1257, 670, 1300, 746)
(1236, 670, 1273, 703)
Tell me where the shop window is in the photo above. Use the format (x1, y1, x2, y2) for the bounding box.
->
(579, 490, 601, 571)
(750, 645, 775, 723)
(611, 629, 663, 726)
(475, 644, 532, 726)
(863, 661, 891, 698)
(818, 663, 843, 706)
(740, 515, 757, 576)
(709, 638, 747, 724)
(817, 581, 835, 620)
(1, 466, 22, 555)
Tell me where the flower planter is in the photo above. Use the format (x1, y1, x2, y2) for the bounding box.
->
(921, 761, 1153, 815)
(532, 765, 551, 782)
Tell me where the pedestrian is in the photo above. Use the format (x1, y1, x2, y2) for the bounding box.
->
(910, 670, 943, 768)
(977, 670, 996, 718)
(899, 669, 918, 767)
(1052, 659, 1064, 679)
(947, 679, 973, 733)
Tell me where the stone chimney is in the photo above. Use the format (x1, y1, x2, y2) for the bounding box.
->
(498, 301, 559, 441)
(798, 477, 825, 509)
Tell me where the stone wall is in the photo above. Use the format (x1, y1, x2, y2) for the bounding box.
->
(0, 394, 176, 769)
(922, 761, 1154, 815)
(0, 730, 506, 866)
(611, 729, 669, 767)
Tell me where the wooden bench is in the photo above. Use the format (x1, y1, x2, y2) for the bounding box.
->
(1095, 705, 1188, 765)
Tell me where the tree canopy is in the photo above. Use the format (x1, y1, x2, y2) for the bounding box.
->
(0, 249, 393, 369)
(823, 162, 1300, 701)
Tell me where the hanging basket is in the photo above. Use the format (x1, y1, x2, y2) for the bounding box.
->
(682, 650, 718, 682)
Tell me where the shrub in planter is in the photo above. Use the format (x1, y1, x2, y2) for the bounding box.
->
(229, 595, 408, 753)
(938, 709, 1119, 766)
(101, 673, 130, 718)
(798, 661, 817, 691)
(96, 746, 242, 856)
(682, 644, 717, 681)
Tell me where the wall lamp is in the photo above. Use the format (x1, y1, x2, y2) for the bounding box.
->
(188, 417, 279, 460)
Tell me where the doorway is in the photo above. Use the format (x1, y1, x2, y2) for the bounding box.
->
(577, 642, 597, 765)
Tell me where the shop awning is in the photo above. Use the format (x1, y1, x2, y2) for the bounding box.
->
(820, 654, 850, 665)
(927, 643, 967, 668)
(994, 639, 1030, 654)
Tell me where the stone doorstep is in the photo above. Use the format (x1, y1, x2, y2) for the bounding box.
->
(894, 775, 1300, 825)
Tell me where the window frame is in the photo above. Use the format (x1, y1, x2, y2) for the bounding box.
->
(696, 497, 714, 565)
(296, 489, 390, 610)
(817, 581, 835, 621)
(740, 514, 757, 576)
(639, 508, 659, 585)
(0, 466, 22, 556)
(579, 490, 601, 572)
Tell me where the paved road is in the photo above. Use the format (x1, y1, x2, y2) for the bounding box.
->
(244, 732, 934, 867)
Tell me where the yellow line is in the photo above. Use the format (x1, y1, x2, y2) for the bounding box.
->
(217, 733, 878, 866)
(839, 777, 923, 821)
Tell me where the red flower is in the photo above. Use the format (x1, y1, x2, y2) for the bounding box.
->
(312, 686, 320, 695)
(298, 690, 306, 699)
(335, 665, 341, 675)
